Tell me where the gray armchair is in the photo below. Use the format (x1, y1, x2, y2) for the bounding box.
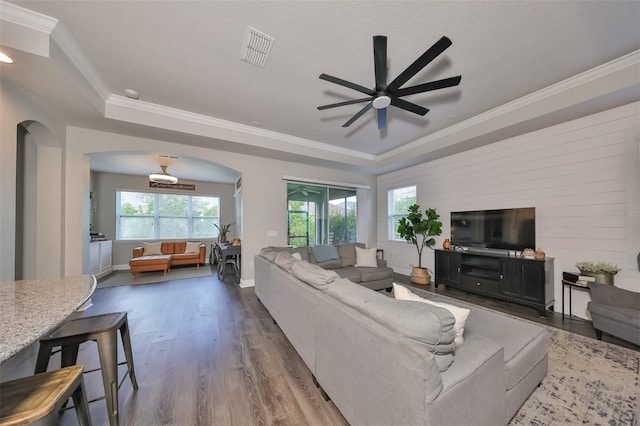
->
(587, 282, 640, 345)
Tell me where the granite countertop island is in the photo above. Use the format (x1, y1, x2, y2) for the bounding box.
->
(0, 275, 96, 363)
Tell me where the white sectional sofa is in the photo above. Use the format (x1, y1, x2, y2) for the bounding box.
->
(255, 248, 549, 425)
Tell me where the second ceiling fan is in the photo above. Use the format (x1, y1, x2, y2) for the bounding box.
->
(317, 35, 461, 130)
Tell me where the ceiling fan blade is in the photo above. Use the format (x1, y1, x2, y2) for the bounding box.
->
(391, 97, 429, 116)
(386, 36, 452, 93)
(319, 73, 375, 96)
(377, 108, 387, 129)
(373, 35, 387, 91)
(317, 97, 374, 110)
(395, 75, 462, 97)
(343, 102, 373, 127)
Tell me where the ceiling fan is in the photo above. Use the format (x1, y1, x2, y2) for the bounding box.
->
(317, 35, 461, 129)
(288, 185, 321, 197)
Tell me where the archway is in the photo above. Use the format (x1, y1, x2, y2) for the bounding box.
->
(88, 151, 241, 274)
(15, 120, 63, 279)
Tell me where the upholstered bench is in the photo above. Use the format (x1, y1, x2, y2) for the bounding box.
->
(129, 254, 171, 277)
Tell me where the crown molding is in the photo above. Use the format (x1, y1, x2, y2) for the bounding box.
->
(379, 49, 640, 161)
(0, 0, 57, 33)
(51, 22, 111, 105)
(106, 94, 376, 162)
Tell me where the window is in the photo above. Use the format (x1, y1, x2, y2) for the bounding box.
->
(116, 191, 219, 240)
(286, 182, 357, 247)
(388, 185, 416, 240)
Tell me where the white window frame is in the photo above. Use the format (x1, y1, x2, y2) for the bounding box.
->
(116, 191, 220, 240)
(388, 185, 417, 241)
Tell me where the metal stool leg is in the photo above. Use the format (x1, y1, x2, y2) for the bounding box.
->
(71, 377, 93, 426)
(95, 331, 119, 426)
(119, 320, 139, 390)
(61, 343, 80, 368)
(34, 341, 56, 374)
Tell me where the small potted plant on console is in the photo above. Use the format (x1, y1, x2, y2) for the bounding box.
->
(397, 203, 443, 285)
(575, 260, 621, 285)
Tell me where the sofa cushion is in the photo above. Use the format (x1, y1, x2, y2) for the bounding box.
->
(337, 243, 365, 267)
(333, 267, 362, 283)
(259, 248, 279, 262)
(291, 260, 340, 290)
(355, 246, 378, 267)
(327, 278, 456, 371)
(184, 241, 202, 254)
(431, 295, 548, 391)
(359, 266, 394, 282)
(275, 251, 298, 272)
(393, 284, 470, 346)
(171, 252, 199, 259)
(143, 242, 162, 255)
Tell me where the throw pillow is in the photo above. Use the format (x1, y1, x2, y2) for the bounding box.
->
(275, 251, 298, 272)
(291, 252, 302, 261)
(337, 243, 364, 266)
(311, 244, 339, 262)
(291, 261, 340, 290)
(355, 246, 378, 267)
(184, 241, 202, 254)
(393, 283, 470, 346)
(143, 242, 163, 256)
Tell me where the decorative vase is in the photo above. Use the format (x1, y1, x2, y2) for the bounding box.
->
(443, 238, 451, 250)
(579, 270, 615, 285)
(411, 267, 431, 285)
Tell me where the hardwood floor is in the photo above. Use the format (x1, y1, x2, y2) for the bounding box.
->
(57, 268, 637, 425)
(58, 268, 348, 426)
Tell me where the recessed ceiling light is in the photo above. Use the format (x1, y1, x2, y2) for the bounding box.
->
(448, 114, 459, 120)
(0, 51, 14, 64)
(124, 89, 139, 99)
(250, 121, 261, 126)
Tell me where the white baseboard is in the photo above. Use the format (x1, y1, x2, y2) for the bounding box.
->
(239, 278, 255, 288)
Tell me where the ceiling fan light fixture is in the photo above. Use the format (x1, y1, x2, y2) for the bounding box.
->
(372, 95, 391, 109)
(149, 165, 178, 184)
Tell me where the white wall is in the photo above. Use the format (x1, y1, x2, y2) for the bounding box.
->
(378, 102, 640, 319)
(64, 127, 377, 285)
(0, 83, 66, 281)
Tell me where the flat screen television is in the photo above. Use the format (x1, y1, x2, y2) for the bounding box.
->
(450, 207, 535, 251)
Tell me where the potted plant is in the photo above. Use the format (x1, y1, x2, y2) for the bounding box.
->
(575, 260, 621, 285)
(214, 223, 233, 243)
(397, 204, 443, 285)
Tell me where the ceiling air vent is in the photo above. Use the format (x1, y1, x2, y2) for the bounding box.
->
(241, 26, 275, 68)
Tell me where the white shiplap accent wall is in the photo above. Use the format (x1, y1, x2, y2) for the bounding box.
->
(378, 102, 640, 319)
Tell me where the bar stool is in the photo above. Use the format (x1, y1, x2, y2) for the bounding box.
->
(34, 312, 138, 426)
(0, 365, 92, 425)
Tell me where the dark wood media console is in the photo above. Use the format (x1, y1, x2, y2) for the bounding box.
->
(434, 248, 554, 316)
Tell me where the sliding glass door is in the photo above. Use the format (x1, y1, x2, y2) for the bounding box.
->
(287, 182, 356, 247)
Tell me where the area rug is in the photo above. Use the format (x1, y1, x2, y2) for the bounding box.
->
(393, 284, 639, 425)
(511, 326, 639, 425)
(97, 266, 213, 288)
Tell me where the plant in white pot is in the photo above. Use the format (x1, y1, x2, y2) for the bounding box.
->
(214, 223, 234, 243)
(397, 203, 443, 285)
